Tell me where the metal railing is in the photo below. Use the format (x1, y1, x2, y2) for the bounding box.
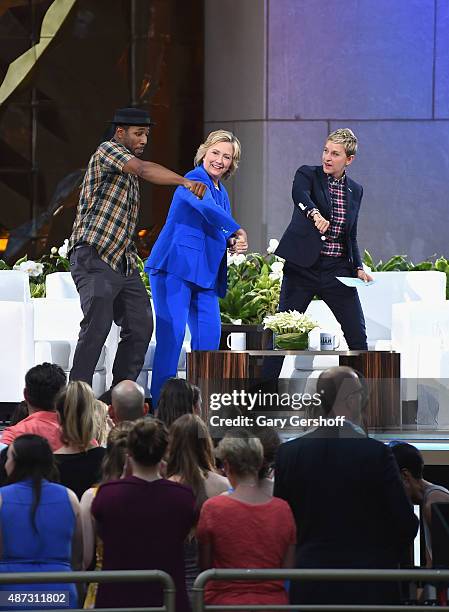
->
(0, 569, 175, 612)
(192, 568, 449, 611)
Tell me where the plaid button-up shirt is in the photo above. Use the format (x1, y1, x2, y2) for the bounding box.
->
(321, 174, 347, 258)
(68, 140, 140, 275)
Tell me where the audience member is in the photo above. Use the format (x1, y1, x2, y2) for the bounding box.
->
(167, 414, 229, 504)
(274, 366, 419, 607)
(54, 381, 106, 499)
(81, 421, 134, 608)
(167, 414, 230, 598)
(253, 426, 281, 496)
(391, 441, 449, 567)
(156, 378, 194, 427)
(197, 430, 296, 609)
(0, 434, 81, 609)
(1, 363, 66, 450)
(108, 380, 149, 424)
(91, 418, 196, 611)
(93, 400, 112, 447)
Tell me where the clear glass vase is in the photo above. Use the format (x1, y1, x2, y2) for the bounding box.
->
(274, 332, 309, 350)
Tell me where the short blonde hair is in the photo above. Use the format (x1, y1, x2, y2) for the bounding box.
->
(327, 128, 358, 157)
(216, 430, 263, 477)
(55, 381, 96, 451)
(194, 130, 241, 179)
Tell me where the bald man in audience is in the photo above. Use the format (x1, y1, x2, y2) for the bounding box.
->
(108, 380, 149, 424)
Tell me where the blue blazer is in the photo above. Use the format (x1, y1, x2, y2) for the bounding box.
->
(145, 165, 240, 297)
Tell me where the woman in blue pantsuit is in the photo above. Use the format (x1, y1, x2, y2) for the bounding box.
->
(145, 130, 247, 406)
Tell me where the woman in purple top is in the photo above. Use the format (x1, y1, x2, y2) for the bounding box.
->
(91, 418, 196, 611)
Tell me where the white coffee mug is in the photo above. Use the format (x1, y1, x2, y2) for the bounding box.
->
(226, 332, 246, 351)
(307, 327, 321, 350)
(320, 331, 340, 351)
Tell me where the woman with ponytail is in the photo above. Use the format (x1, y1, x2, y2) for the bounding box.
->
(0, 434, 82, 609)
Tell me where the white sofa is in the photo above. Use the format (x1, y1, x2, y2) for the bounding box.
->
(43, 272, 190, 399)
(31, 272, 123, 396)
(0, 271, 34, 402)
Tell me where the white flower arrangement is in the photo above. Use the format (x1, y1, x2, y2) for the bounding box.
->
(13, 260, 44, 277)
(263, 310, 318, 335)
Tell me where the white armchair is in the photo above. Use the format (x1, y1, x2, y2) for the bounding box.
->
(0, 271, 34, 402)
(286, 272, 447, 411)
(34, 272, 120, 396)
(305, 271, 447, 351)
(392, 301, 449, 427)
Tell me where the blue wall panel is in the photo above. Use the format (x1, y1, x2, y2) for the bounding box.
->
(268, 0, 435, 120)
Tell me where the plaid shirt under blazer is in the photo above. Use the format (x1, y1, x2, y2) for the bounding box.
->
(275, 165, 364, 270)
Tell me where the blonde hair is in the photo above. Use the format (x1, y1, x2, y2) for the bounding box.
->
(194, 130, 241, 179)
(326, 128, 358, 157)
(55, 381, 96, 451)
(216, 430, 263, 477)
(93, 400, 111, 447)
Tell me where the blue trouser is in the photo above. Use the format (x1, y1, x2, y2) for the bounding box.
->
(149, 270, 221, 406)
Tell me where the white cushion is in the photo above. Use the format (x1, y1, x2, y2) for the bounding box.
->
(293, 354, 339, 371)
(0, 302, 34, 402)
(33, 299, 107, 376)
(45, 272, 78, 299)
(0, 270, 31, 302)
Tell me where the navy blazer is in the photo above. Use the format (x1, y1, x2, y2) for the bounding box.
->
(145, 166, 240, 297)
(275, 165, 363, 269)
(274, 425, 418, 605)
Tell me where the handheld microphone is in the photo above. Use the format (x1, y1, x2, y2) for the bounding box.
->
(297, 202, 327, 240)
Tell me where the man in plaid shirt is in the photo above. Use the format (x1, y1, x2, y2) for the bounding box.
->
(275, 128, 373, 350)
(67, 107, 206, 400)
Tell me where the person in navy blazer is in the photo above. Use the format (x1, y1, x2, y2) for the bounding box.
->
(145, 130, 247, 406)
(275, 128, 373, 349)
(274, 366, 419, 606)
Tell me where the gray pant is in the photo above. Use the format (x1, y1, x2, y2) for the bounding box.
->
(69, 245, 153, 389)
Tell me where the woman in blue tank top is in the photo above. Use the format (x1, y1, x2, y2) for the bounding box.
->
(0, 434, 82, 610)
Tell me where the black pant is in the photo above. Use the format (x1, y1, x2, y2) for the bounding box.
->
(69, 246, 153, 389)
(281, 256, 367, 349)
(262, 256, 367, 385)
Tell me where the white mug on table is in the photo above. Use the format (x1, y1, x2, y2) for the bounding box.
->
(308, 328, 341, 351)
(320, 330, 340, 351)
(226, 332, 246, 351)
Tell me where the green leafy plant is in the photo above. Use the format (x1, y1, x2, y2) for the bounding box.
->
(363, 251, 449, 299)
(219, 251, 282, 324)
(136, 254, 151, 297)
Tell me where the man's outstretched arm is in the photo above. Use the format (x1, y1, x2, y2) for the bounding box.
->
(123, 158, 206, 198)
